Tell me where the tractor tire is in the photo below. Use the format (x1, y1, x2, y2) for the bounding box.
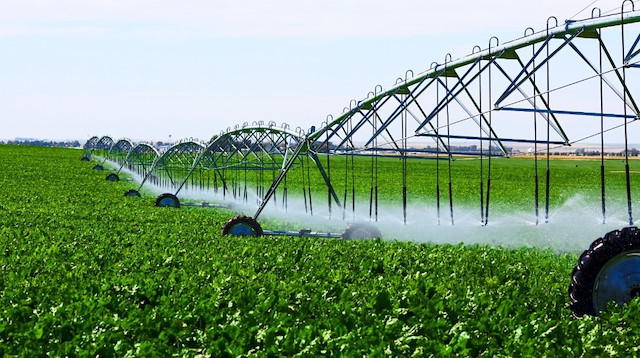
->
(106, 173, 120, 182)
(569, 226, 640, 317)
(221, 215, 263, 237)
(155, 193, 180, 208)
(93, 164, 104, 171)
(341, 222, 382, 240)
(124, 189, 141, 197)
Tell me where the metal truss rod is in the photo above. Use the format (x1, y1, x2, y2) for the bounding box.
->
(493, 60, 568, 142)
(358, 147, 505, 157)
(416, 55, 501, 133)
(598, 36, 640, 114)
(500, 107, 637, 119)
(494, 34, 555, 106)
(435, 77, 508, 155)
(495, 30, 583, 107)
(416, 133, 566, 145)
(364, 74, 441, 148)
(308, 152, 342, 209)
(320, 96, 396, 148)
(254, 139, 308, 219)
(625, 32, 640, 61)
(567, 39, 640, 116)
(403, 94, 449, 151)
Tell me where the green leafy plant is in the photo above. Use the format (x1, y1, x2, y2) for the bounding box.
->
(0, 145, 638, 356)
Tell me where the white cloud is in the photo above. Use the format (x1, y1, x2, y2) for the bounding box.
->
(0, 0, 627, 39)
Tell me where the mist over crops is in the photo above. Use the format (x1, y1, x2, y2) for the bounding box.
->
(137, 159, 637, 253)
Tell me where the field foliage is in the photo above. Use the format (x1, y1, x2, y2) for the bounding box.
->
(195, 152, 640, 216)
(1, 145, 640, 356)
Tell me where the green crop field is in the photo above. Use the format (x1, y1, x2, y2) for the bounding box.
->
(2, 145, 640, 356)
(177, 150, 640, 216)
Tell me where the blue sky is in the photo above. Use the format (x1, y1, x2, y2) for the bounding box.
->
(0, 0, 629, 142)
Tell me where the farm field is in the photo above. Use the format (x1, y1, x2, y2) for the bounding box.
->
(2, 145, 640, 356)
(167, 148, 640, 251)
(262, 152, 640, 213)
(168, 148, 640, 217)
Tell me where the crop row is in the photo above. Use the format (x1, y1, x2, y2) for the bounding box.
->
(1, 145, 639, 356)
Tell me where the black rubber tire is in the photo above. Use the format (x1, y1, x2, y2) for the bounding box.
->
(124, 189, 141, 197)
(93, 164, 104, 171)
(341, 222, 382, 240)
(569, 226, 640, 317)
(221, 215, 263, 237)
(155, 193, 180, 208)
(80, 156, 90, 161)
(105, 173, 120, 182)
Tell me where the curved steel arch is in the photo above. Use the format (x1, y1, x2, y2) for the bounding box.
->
(154, 140, 205, 168)
(167, 125, 309, 203)
(93, 138, 135, 170)
(90, 136, 115, 159)
(112, 138, 134, 151)
(82, 136, 100, 158)
(83, 136, 100, 150)
(107, 139, 134, 166)
(198, 125, 305, 170)
(134, 140, 206, 192)
(126, 143, 160, 167)
(95, 136, 114, 150)
(123, 142, 160, 178)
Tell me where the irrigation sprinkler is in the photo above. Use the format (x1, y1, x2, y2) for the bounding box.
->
(209, 125, 387, 240)
(88, 136, 115, 170)
(98, 3, 640, 316)
(81, 136, 99, 161)
(82, 136, 159, 186)
(81, 135, 113, 167)
(120, 143, 160, 196)
(163, 124, 338, 211)
(215, 5, 640, 238)
(136, 124, 363, 238)
(222, 6, 640, 314)
(125, 140, 206, 206)
(102, 140, 157, 182)
(99, 139, 134, 181)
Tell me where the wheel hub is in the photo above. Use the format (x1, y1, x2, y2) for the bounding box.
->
(159, 198, 175, 207)
(230, 224, 255, 236)
(593, 251, 640, 313)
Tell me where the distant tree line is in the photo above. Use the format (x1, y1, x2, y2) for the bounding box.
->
(5, 137, 636, 157)
(1, 139, 81, 148)
(568, 148, 640, 156)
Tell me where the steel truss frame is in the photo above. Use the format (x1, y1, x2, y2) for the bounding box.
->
(92, 5, 640, 227)
(98, 139, 133, 168)
(158, 123, 342, 212)
(268, 7, 640, 225)
(82, 136, 100, 158)
(135, 140, 206, 192)
(123, 143, 160, 178)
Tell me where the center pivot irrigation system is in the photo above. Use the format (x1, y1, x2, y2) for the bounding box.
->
(83, 3, 640, 317)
